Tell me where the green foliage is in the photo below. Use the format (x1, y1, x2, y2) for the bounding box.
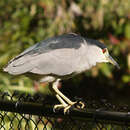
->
(125, 23, 130, 39)
(0, 0, 129, 93)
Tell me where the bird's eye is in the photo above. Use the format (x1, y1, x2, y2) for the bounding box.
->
(102, 48, 106, 53)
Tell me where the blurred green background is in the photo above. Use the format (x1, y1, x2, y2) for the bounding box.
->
(0, 0, 130, 104)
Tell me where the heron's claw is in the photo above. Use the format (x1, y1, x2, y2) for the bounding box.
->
(74, 97, 85, 109)
(53, 104, 66, 113)
(63, 105, 72, 114)
(53, 106, 59, 113)
(73, 101, 85, 109)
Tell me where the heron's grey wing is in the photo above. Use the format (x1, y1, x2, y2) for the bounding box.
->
(3, 42, 42, 74)
(5, 47, 81, 76)
(3, 38, 53, 75)
(4, 33, 86, 75)
(8, 33, 83, 64)
(8, 43, 41, 64)
(30, 48, 80, 76)
(3, 54, 36, 75)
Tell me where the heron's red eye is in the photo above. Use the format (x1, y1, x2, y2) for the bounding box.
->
(102, 48, 106, 53)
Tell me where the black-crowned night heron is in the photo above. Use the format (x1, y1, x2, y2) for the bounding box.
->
(4, 33, 120, 113)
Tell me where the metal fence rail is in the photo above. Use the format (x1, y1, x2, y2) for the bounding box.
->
(0, 91, 130, 130)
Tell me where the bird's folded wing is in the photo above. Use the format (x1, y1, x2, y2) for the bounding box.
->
(30, 48, 78, 76)
(4, 48, 80, 76)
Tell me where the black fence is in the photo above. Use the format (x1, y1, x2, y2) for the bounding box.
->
(0, 91, 130, 130)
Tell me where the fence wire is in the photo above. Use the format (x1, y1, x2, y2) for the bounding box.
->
(0, 91, 130, 130)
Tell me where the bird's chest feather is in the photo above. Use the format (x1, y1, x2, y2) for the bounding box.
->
(73, 43, 90, 74)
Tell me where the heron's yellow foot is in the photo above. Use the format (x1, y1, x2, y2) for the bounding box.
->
(53, 104, 67, 111)
(53, 101, 85, 114)
(53, 104, 72, 114)
(53, 104, 69, 114)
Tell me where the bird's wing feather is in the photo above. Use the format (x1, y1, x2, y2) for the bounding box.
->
(4, 34, 85, 75)
(30, 48, 78, 76)
(8, 34, 83, 64)
(5, 47, 81, 76)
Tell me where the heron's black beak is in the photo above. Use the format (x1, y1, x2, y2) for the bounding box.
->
(107, 55, 120, 69)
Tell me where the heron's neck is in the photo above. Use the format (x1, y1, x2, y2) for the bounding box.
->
(86, 46, 104, 68)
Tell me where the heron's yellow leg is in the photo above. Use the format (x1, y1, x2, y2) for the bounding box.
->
(55, 94, 68, 107)
(54, 94, 69, 113)
(52, 79, 74, 105)
(53, 79, 85, 113)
